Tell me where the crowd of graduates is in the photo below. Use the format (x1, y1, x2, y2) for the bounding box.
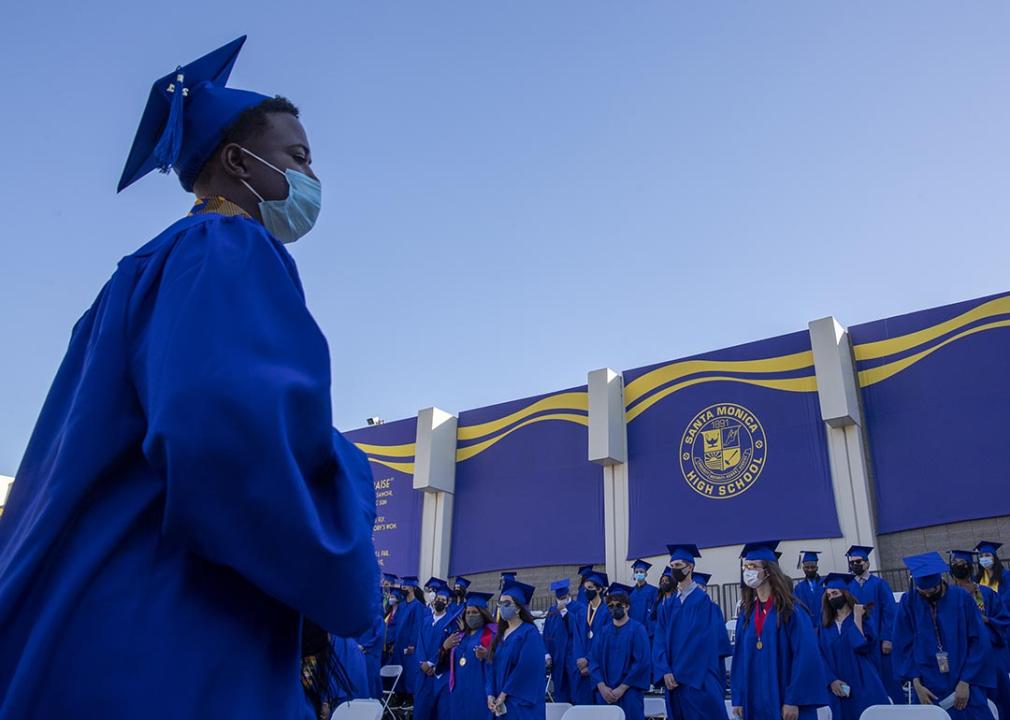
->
(303, 539, 1010, 720)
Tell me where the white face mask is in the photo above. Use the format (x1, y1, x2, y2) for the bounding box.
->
(557, 598, 569, 609)
(980, 556, 995, 569)
(743, 569, 765, 589)
(425, 591, 436, 603)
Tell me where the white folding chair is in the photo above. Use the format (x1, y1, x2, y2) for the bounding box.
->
(817, 706, 832, 719)
(560, 706, 626, 719)
(546, 702, 573, 720)
(330, 699, 383, 720)
(644, 694, 667, 718)
(858, 706, 949, 719)
(379, 664, 403, 718)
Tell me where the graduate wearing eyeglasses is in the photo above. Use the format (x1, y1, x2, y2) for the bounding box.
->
(587, 583, 651, 720)
(571, 571, 612, 705)
(730, 541, 829, 720)
(485, 581, 546, 720)
(653, 544, 731, 720)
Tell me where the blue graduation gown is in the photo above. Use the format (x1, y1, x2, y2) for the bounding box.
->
(330, 635, 372, 706)
(414, 611, 456, 720)
(447, 625, 494, 720)
(394, 599, 426, 694)
(629, 582, 659, 638)
(653, 587, 730, 719)
(980, 568, 1010, 612)
(383, 603, 404, 667)
(0, 212, 379, 719)
(848, 574, 901, 702)
(892, 585, 992, 719)
(817, 615, 889, 720)
(543, 606, 576, 703)
(570, 600, 612, 704)
(358, 612, 386, 699)
(485, 623, 547, 720)
(968, 584, 1010, 719)
(731, 602, 829, 719)
(795, 578, 825, 627)
(589, 619, 651, 720)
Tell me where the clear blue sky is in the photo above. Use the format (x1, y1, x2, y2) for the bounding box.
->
(3, 2, 1009, 474)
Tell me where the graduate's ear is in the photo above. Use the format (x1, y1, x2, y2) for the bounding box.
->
(219, 143, 254, 180)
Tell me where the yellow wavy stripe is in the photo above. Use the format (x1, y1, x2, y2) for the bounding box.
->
(858, 318, 1010, 388)
(367, 458, 416, 474)
(625, 374, 817, 423)
(854, 295, 1010, 361)
(456, 392, 588, 441)
(353, 441, 416, 458)
(456, 412, 589, 462)
(624, 351, 814, 407)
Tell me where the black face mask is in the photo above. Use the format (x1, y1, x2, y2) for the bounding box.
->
(670, 567, 689, 583)
(584, 588, 598, 601)
(610, 606, 626, 620)
(829, 595, 848, 611)
(918, 587, 942, 602)
(659, 580, 672, 592)
(804, 569, 819, 581)
(950, 564, 971, 580)
(848, 561, 866, 575)
(433, 600, 447, 613)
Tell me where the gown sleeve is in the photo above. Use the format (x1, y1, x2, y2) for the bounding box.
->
(890, 595, 916, 684)
(620, 623, 652, 690)
(134, 217, 379, 637)
(783, 610, 829, 707)
(730, 614, 746, 706)
(502, 625, 548, 704)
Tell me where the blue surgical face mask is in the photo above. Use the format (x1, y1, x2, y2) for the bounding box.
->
(240, 148, 321, 244)
(499, 603, 517, 621)
(634, 572, 646, 582)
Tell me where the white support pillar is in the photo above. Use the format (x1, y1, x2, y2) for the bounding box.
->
(808, 317, 878, 557)
(414, 407, 458, 582)
(588, 368, 631, 584)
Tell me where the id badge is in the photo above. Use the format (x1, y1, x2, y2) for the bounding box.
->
(936, 651, 950, 674)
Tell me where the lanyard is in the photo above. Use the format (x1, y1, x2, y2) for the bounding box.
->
(927, 601, 945, 653)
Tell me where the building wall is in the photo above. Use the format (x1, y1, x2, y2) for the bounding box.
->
(877, 516, 1010, 573)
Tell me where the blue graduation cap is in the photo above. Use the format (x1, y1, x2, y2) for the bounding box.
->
(693, 571, 712, 586)
(577, 565, 595, 577)
(950, 550, 976, 564)
(661, 567, 672, 578)
(667, 544, 702, 564)
(501, 581, 536, 606)
(500, 571, 518, 582)
(740, 541, 780, 563)
(606, 583, 634, 600)
(453, 577, 472, 590)
(846, 545, 874, 560)
(631, 559, 652, 571)
(798, 551, 820, 568)
(550, 579, 571, 598)
(466, 591, 494, 609)
(119, 36, 272, 193)
(401, 576, 419, 588)
(389, 587, 405, 602)
(585, 571, 609, 589)
(904, 552, 948, 589)
(425, 576, 447, 591)
(975, 541, 1003, 555)
(382, 573, 399, 584)
(823, 572, 854, 590)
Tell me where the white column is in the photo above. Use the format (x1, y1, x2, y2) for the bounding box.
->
(414, 407, 458, 581)
(808, 316, 878, 556)
(589, 368, 631, 584)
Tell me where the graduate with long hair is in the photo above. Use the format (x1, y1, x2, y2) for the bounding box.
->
(975, 542, 1010, 610)
(731, 541, 829, 720)
(443, 592, 496, 720)
(485, 581, 546, 719)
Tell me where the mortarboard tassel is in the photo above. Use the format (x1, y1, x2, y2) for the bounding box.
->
(153, 67, 187, 173)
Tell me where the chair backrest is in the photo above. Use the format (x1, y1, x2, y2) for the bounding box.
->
(330, 699, 383, 720)
(817, 706, 832, 720)
(546, 702, 573, 720)
(858, 706, 949, 719)
(380, 664, 403, 678)
(643, 695, 666, 718)
(561, 706, 626, 720)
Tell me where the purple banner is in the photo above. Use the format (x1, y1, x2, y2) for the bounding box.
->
(625, 330, 840, 559)
(344, 417, 423, 577)
(449, 387, 605, 576)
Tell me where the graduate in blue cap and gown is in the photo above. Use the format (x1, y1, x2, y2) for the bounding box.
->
(442, 591, 495, 720)
(975, 542, 1010, 611)
(572, 571, 612, 705)
(653, 544, 731, 720)
(384, 587, 406, 666)
(629, 559, 659, 642)
(652, 567, 675, 629)
(576, 565, 595, 604)
(892, 552, 993, 717)
(0, 36, 380, 720)
(396, 577, 426, 698)
(795, 551, 825, 627)
(414, 580, 458, 720)
(731, 541, 829, 720)
(845, 544, 901, 702)
(543, 579, 577, 704)
(450, 577, 472, 611)
(588, 583, 652, 720)
(486, 581, 547, 720)
(949, 550, 1010, 719)
(817, 573, 889, 720)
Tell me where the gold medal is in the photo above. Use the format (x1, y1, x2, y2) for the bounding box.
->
(459, 657, 467, 667)
(756, 640, 763, 650)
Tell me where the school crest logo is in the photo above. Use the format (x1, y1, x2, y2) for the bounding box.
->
(679, 403, 767, 499)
